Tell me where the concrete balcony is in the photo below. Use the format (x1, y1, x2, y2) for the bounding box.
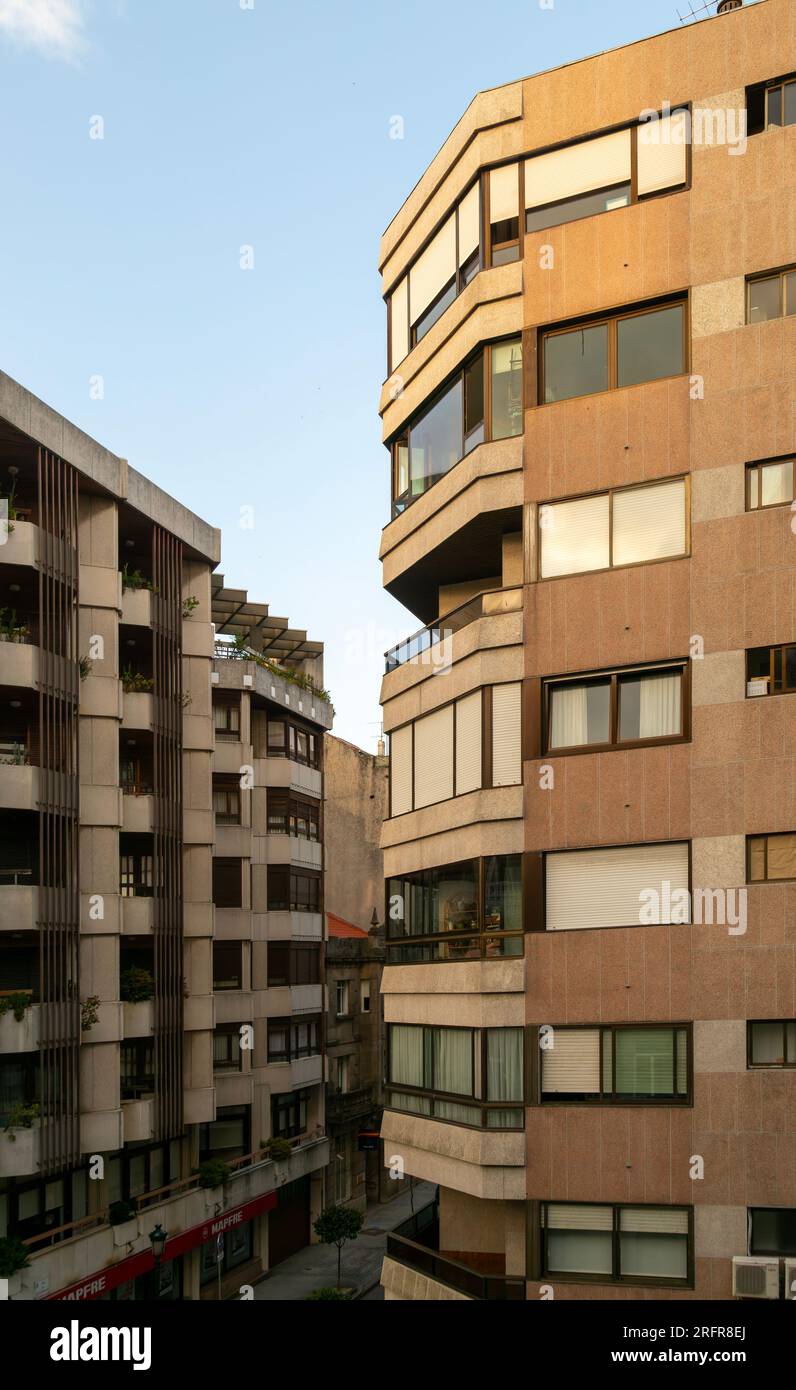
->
(122, 792, 154, 833)
(0, 885, 38, 931)
(214, 1070, 253, 1107)
(258, 758, 322, 799)
(0, 1122, 41, 1179)
(184, 995, 214, 1031)
(213, 741, 249, 776)
(214, 906, 252, 942)
(122, 691, 154, 731)
(382, 590, 524, 709)
(122, 1001, 154, 1039)
(214, 824, 249, 858)
(0, 518, 38, 569)
(121, 1098, 156, 1143)
(0, 1001, 39, 1053)
(264, 835, 323, 870)
(0, 763, 38, 812)
(291, 983, 323, 1015)
(121, 587, 151, 627)
(214, 990, 255, 1025)
(121, 895, 154, 935)
(265, 910, 323, 942)
(291, 1054, 323, 1089)
(381, 1109, 526, 1201)
(382, 1200, 524, 1301)
(0, 639, 37, 690)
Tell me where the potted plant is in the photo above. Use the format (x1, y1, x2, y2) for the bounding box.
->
(120, 966, 155, 1003)
(108, 1199, 136, 1226)
(3, 1101, 39, 1140)
(195, 1159, 231, 1190)
(265, 1136, 293, 1162)
(80, 995, 101, 1033)
(0, 993, 33, 1023)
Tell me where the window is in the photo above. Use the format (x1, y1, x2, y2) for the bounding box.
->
(120, 1040, 155, 1099)
(0, 1056, 38, 1124)
(545, 661, 687, 752)
(213, 1026, 245, 1072)
(119, 841, 155, 898)
(542, 300, 686, 404)
(336, 980, 350, 1017)
(268, 1017, 321, 1063)
(389, 684, 521, 816)
(389, 182, 481, 370)
(747, 75, 796, 135)
(747, 267, 796, 323)
(266, 718, 321, 768)
(212, 857, 242, 909)
(267, 790, 320, 840)
(748, 832, 796, 883)
(539, 478, 688, 579)
(199, 1107, 250, 1161)
(489, 163, 520, 264)
(387, 855, 524, 964)
(267, 867, 321, 913)
(272, 1088, 308, 1139)
(336, 1056, 351, 1094)
(361, 980, 371, 1012)
(200, 1221, 253, 1285)
(267, 1019, 289, 1063)
(213, 942, 243, 991)
(541, 1025, 690, 1103)
(750, 1208, 796, 1256)
(747, 457, 795, 510)
(213, 777, 241, 825)
(213, 698, 240, 740)
(544, 842, 690, 932)
(541, 1203, 691, 1285)
(387, 1023, 524, 1128)
(268, 943, 321, 986)
(391, 339, 523, 515)
(748, 1021, 796, 1068)
(746, 644, 796, 697)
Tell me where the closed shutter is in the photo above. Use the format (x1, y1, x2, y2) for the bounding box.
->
(413, 705, 454, 808)
(409, 214, 456, 327)
(455, 691, 482, 794)
(458, 182, 480, 266)
(540, 493, 610, 578)
(391, 277, 409, 369)
(390, 725, 412, 817)
(544, 1205, 613, 1230)
(491, 683, 521, 786)
(542, 1030, 601, 1094)
(612, 479, 686, 567)
(545, 842, 689, 931)
(525, 129, 631, 209)
(637, 111, 688, 196)
(620, 1207, 689, 1235)
(489, 163, 518, 223)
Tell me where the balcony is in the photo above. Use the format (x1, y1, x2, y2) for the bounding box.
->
(385, 586, 522, 672)
(326, 1085, 377, 1124)
(0, 999, 39, 1053)
(384, 1201, 524, 1301)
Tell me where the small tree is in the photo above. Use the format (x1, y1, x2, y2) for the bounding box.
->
(313, 1204, 364, 1289)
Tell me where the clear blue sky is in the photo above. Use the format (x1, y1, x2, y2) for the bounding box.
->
(0, 0, 736, 747)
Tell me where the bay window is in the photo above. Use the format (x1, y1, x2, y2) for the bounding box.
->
(541, 1202, 691, 1285)
(266, 716, 320, 768)
(267, 789, 320, 840)
(386, 1023, 524, 1128)
(539, 477, 688, 579)
(541, 299, 686, 404)
(545, 661, 687, 752)
(389, 181, 481, 370)
(540, 1024, 690, 1103)
(389, 684, 522, 816)
(267, 867, 321, 913)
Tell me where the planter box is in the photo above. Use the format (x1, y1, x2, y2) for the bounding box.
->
(111, 1217, 140, 1247)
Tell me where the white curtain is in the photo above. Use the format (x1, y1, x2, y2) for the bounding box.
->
(434, 1029, 473, 1096)
(486, 1028, 524, 1102)
(638, 671, 681, 737)
(390, 1025, 424, 1087)
(550, 685, 588, 747)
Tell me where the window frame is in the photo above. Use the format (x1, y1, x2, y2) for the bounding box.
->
(539, 296, 689, 406)
(213, 697, 240, 741)
(212, 941, 244, 992)
(537, 475, 691, 582)
(266, 716, 321, 769)
(267, 866, 322, 914)
(385, 1022, 525, 1130)
(745, 643, 796, 698)
(749, 1207, 796, 1257)
(213, 1025, 246, 1072)
(543, 658, 690, 755)
(213, 777, 242, 826)
(747, 1020, 796, 1070)
(746, 455, 796, 511)
(272, 1088, 309, 1140)
(746, 832, 796, 885)
(385, 854, 526, 964)
(266, 789, 320, 841)
(535, 839, 694, 935)
(746, 266, 796, 324)
(538, 1022, 693, 1105)
(539, 1200, 694, 1288)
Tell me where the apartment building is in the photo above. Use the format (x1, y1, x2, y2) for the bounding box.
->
(377, 0, 796, 1302)
(210, 581, 333, 1268)
(0, 373, 330, 1301)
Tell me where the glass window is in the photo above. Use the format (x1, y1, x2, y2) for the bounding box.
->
(544, 323, 609, 403)
(463, 354, 485, 453)
(749, 1021, 796, 1067)
(336, 981, 350, 1016)
(389, 1025, 425, 1088)
(748, 832, 796, 881)
(483, 855, 522, 932)
(549, 680, 611, 748)
(619, 1210, 688, 1280)
(410, 379, 463, 494)
(544, 1206, 613, 1277)
(213, 942, 243, 991)
(526, 184, 631, 234)
(491, 339, 523, 440)
(748, 276, 782, 323)
(611, 478, 686, 567)
(618, 670, 682, 741)
(787, 272, 796, 316)
(414, 280, 457, 345)
(748, 458, 795, 509)
(750, 1208, 796, 1256)
(540, 492, 610, 577)
(616, 305, 684, 388)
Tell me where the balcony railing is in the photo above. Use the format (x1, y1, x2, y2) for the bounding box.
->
(0, 867, 37, 886)
(385, 587, 522, 673)
(386, 1201, 525, 1301)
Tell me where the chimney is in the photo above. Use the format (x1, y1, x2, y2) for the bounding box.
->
(717, 1, 742, 14)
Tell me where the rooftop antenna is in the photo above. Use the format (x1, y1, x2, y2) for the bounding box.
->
(677, 0, 741, 21)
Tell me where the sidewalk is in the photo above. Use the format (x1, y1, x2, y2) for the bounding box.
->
(252, 1181, 436, 1301)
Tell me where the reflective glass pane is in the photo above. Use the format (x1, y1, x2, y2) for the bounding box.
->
(617, 305, 684, 387)
(550, 680, 610, 748)
(767, 86, 783, 127)
(760, 459, 793, 505)
(785, 81, 796, 127)
(750, 1022, 786, 1065)
(786, 273, 796, 317)
(409, 378, 462, 494)
(619, 670, 681, 741)
(491, 338, 523, 438)
(748, 277, 781, 323)
(544, 323, 609, 403)
(484, 855, 522, 932)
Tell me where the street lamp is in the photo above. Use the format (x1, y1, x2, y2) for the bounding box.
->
(148, 1223, 168, 1266)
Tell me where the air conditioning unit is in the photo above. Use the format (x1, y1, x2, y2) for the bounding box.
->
(732, 1256, 779, 1299)
(783, 1259, 796, 1302)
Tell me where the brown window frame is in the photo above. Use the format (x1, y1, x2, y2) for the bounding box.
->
(267, 941, 321, 987)
(537, 1022, 693, 1106)
(267, 866, 322, 914)
(538, 294, 689, 406)
(212, 941, 244, 991)
(385, 853, 526, 964)
(529, 839, 694, 935)
(266, 789, 320, 841)
(542, 659, 691, 756)
(537, 474, 691, 582)
(266, 716, 321, 769)
(213, 1025, 246, 1072)
(745, 643, 796, 698)
(746, 832, 796, 884)
(268, 1015, 321, 1063)
(747, 1020, 796, 1070)
(746, 265, 796, 324)
(213, 777, 241, 826)
(764, 76, 796, 130)
(539, 1201, 694, 1289)
(213, 697, 240, 740)
(746, 455, 796, 511)
(385, 1022, 525, 1131)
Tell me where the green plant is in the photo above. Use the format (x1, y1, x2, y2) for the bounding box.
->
(265, 1136, 292, 1161)
(4, 1102, 39, 1139)
(181, 690, 193, 709)
(0, 1236, 30, 1278)
(0, 993, 33, 1022)
(213, 638, 332, 706)
(108, 1199, 136, 1226)
(119, 966, 155, 1003)
(305, 1287, 353, 1300)
(121, 564, 154, 593)
(196, 1159, 231, 1189)
(121, 665, 154, 694)
(80, 995, 101, 1032)
(79, 655, 93, 681)
(0, 742, 28, 767)
(182, 595, 199, 619)
(313, 1204, 365, 1289)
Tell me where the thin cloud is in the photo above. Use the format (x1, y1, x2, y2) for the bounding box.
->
(0, 0, 87, 60)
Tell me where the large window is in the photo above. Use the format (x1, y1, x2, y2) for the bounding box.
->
(544, 842, 690, 932)
(748, 832, 796, 883)
(747, 456, 796, 510)
(748, 1021, 796, 1069)
(387, 855, 524, 963)
(213, 1026, 246, 1072)
(213, 942, 243, 991)
(746, 644, 796, 697)
(747, 74, 796, 135)
(213, 777, 241, 826)
(120, 1040, 155, 1099)
(389, 182, 481, 369)
(272, 1088, 309, 1139)
(540, 1203, 691, 1285)
(389, 683, 521, 816)
(267, 867, 321, 913)
(541, 300, 686, 404)
(212, 857, 243, 909)
(387, 1023, 524, 1129)
(539, 477, 688, 580)
(267, 942, 321, 987)
(544, 660, 687, 752)
(750, 1208, 796, 1256)
(747, 268, 796, 324)
(266, 717, 321, 769)
(213, 697, 240, 740)
(540, 1025, 690, 1103)
(199, 1106, 250, 1161)
(267, 790, 320, 841)
(268, 1016, 321, 1063)
(391, 339, 522, 515)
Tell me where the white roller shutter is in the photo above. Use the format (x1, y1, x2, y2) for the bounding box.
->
(544, 1205, 613, 1230)
(612, 479, 686, 567)
(489, 163, 519, 223)
(637, 110, 688, 196)
(545, 842, 689, 931)
(413, 705, 454, 808)
(542, 1029, 601, 1094)
(491, 683, 521, 786)
(540, 493, 610, 578)
(455, 691, 482, 795)
(409, 214, 456, 326)
(525, 129, 631, 209)
(390, 725, 412, 817)
(390, 277, 409, 369)
(458, 182, 480, 266)
(620, 1207, 689, 1235)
